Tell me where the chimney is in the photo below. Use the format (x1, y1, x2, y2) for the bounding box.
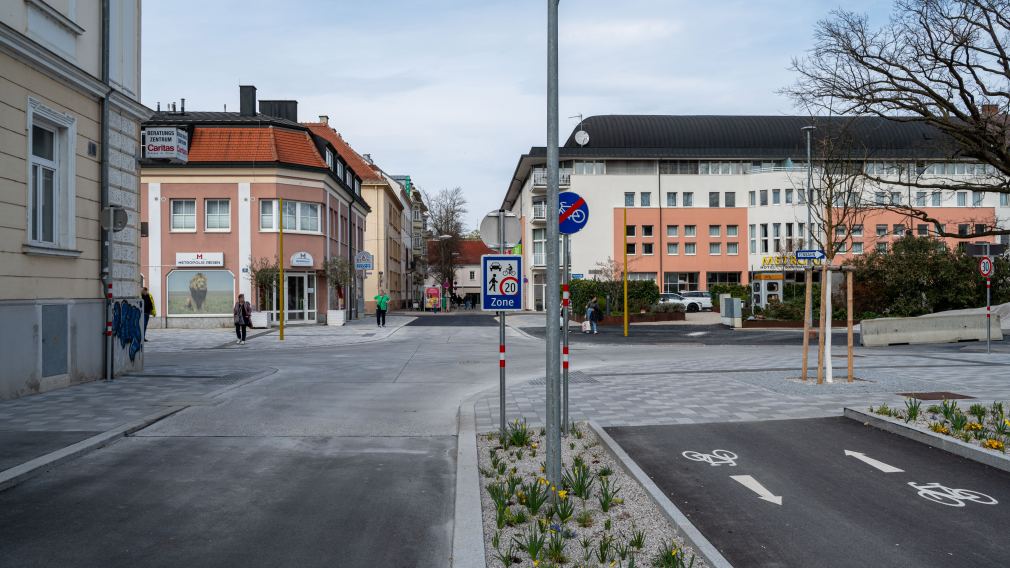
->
(319, 115, 329, 125)
(259, 100, 298, 122)
(362, 153, 373, 164)
(239, 85, 257, 116)
(981, 104, 999, 117)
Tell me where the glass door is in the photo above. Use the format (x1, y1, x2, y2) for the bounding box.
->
(287, 274, 306, 321)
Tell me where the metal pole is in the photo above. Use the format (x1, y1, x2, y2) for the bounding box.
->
(623, 207, 629, 337)
(279, 197, 285, 340)
(986, 242, 991, 354)
(562, 233, 570, 435)
(499, 210, 507, 438)
(545, 0, 562, 486)
(803, 126, 815, 332)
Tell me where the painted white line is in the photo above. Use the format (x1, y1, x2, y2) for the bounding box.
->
(844, 450, 904, 473)
(686, 331, 708, 337)
(730, 475, 782, 505)
(908, 482, 998, 507)
(682, 449, 738, 466)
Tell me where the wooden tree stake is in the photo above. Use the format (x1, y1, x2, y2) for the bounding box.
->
(801, 268, 812, 381)
(847, 269, 854, 383)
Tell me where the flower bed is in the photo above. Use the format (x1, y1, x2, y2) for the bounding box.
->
(478, 419, 704, 567)
(868, 399, 1009, 454)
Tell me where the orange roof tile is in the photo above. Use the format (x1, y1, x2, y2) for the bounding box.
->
(304, 122, 383, 182)
(187, 126, 327, 168)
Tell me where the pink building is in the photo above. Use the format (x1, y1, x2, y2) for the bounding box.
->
(140, 86, 370, 327)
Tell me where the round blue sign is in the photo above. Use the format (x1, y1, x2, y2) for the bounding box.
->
(558, 191, 589, 235)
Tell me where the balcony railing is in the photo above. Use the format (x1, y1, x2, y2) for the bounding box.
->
(532, 169, 572, 187)
(532, 203, 547, 220)
(533, 253, 545, 266)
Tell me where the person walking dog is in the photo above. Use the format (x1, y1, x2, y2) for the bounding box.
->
(233, 293, 252, 344)
(141, 287, 155, 341)
(374, 289, 390, 327)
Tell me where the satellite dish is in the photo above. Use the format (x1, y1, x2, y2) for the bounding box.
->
(574, 130, 590, 146)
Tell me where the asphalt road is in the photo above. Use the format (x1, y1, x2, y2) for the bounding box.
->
(607, 417, 1010, 568)
(406, 313, 498, 327)
(524, 323, 855, 346)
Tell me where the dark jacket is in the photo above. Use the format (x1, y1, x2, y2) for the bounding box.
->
(233, 301, 252, 325)
(142, 293, 154, 315)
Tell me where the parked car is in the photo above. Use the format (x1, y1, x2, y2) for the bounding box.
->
(681, 291, 713, 310)
(659, 292, 704, 313)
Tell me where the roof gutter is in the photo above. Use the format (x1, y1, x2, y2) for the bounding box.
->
(100, 0, 113, 382)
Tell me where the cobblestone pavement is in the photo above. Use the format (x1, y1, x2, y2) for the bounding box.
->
(474, 344, 1010, 431)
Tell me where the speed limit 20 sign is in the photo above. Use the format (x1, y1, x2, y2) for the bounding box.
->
(481, 255, 523, 311)
(979, 256, 994, 278)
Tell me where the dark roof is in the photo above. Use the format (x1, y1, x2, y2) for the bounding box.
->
(144, 111, 302, 129)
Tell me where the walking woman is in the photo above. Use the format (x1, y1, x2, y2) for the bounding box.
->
(374, 289, 390, 327)
(233, 293, 252, 344)
(586, 296, 601, 334)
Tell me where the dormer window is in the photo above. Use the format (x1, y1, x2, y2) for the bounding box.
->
(325, 149, 334, 169)
(337, 160, 345, 178)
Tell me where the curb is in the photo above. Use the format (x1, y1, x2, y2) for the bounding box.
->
(589, 421, 734, 568)
(450, 401, 486, 567)
(843, 408, 1010, 474)
(0, 405, 185, 493)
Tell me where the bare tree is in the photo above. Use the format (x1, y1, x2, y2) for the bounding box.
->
(426, 187, 468, 290)
(785, 0, 1010, 236)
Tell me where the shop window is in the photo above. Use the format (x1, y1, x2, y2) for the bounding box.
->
(166, 270, 235, 316)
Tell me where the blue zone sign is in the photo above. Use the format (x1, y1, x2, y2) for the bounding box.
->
(481, 255, 523, 311)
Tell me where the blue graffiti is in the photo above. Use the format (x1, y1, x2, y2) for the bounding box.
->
(112, 299, 143, 361)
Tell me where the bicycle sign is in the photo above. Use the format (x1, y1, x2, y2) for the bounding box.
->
(908, 482, 998, 507)
(682, 449, 739, 467)
(559, 191, 589, 235)
(481, 255, 523, 312)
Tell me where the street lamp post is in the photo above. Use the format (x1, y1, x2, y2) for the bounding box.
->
(437, 234, 452, 313)
(545, 0, 562, 486)
(802, 125, 816, 335)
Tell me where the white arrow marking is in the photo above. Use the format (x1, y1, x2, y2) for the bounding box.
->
(844, 450, 904, 473)
(730, 475, 782, 505)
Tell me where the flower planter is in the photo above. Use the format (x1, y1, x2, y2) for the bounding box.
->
(249, 311, 270, 329)
(327, 309, 346, 326)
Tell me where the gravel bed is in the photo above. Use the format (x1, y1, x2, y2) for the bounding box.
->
(868, 398, 1010, 453)
(478, 421, 708, 567)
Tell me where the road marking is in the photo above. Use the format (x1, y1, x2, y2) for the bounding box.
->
(686, 331, 708, 337)
(844, 450, 904, 473)
(908, 482, 998, 507)
(682, 449, 738, 466)
(730, 475, 782, 505)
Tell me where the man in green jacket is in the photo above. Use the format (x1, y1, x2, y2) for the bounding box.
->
(374, 290, 390, 327)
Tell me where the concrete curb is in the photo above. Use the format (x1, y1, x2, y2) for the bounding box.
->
(451, 399, 487, 567)
(589, 421, 734, 568)
(0, 405, 185, 493)
(843, 408, 1010, 474)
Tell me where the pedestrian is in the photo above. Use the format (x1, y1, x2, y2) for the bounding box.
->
(141, 287, 155, 341)
(374, 289, 390, 327)
(586, 296, 601, 334)
(233, 293, 252, 345)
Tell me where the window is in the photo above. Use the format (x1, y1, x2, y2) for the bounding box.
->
(574, 160, 605, 175)
(835, 241, 848, 254)
(337, 160, 345, 178)
(709, 192, 720, 207)
(683, 192, 694, 207)
(642, 225, 653, 237)
(260, 200, 274, 230)
(772, 188, 781, 205)
(607, 161, 655, 175)
(834, 225, 846, 237)
(709, 243, 721, 255)
(932, 191, 942, 206)
(727, 225, 738, 237)
(772, 223, 782, 252)
(664, 272, 700, 293)
(760, 190, 768, 206)
(626, 243, 636, 255)
(666, 192, 677, 207)
(685, 243, 697, 255)
(890, 192, 902, 205)
(709, 225, 721, 237)
(875, 191, 887, 205)
(785, 189, 794, 204)
(749, 191, 756, 206)
(666, 225, 679, 237)
(1002, 194, 1010, 207)
(706, 272, 741, 287)
(171, 199, 196, 231)
(684, 225, 697, 237)
(325, 149, 334, 169)
(916, 191, 927, 207)
(917, 224, 928, 236)
(876, 242, 888, 252)
(667, 243, 679, 255)
(628, 272, 657, 281)
(852, 242, 864, 254)
(958, 223, 970, 236)
(533, 228, 545, 265)
(727, 242, 739, 255)
(786, 223, 794, 238)
(469, 270, 475, 280)
(749, 224, 756, 253)
(851, 224, 863, 237)
(26, 100, 77, 249)
(626, 225, 636, 237)
(798, 223, 805, 239)
(624, 192, 634, 207)
(725, 192, 735, 207)
(975, 223, 987, 235)
(640, 192, 651, 207)
(660, 161, 699, 175)
(259, 200, 322, 232)
(205, 199, 230, 231)
(642, 243, 654, 255)
(957, 192, 967, 206)
(973, 191, 985, 207)
(760, 223, 769, 253)
(876, 224, 887, 237)
(893, 224, 906, 236)
(797, 188, 806, 204)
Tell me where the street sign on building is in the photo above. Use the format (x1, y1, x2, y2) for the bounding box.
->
(142, 127, 189, 163)
(558, 191, 589, 235)
(291, 251, 314, 267)
(354, 251, 374, 271)
(481, 255, 523, 311)
(795, 249, 826, 261)
(175, 252, 224, 267)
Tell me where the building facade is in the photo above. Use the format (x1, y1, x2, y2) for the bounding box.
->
(502, 115, 1008, 310)
(425, 239, 496, 307)
(402, 181, 429, 308)
(140, 87, 369, 328)
(0, 1, 148, 399)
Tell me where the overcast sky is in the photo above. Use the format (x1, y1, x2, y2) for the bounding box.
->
(142, 0, 889, 230)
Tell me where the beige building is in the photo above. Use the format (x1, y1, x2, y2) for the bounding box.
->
(0, 1, 149, 399)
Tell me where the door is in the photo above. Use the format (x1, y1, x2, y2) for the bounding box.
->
(283, 273, 317, 323)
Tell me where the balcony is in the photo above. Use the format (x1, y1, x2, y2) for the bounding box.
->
(531, 169, 572, 190)
(532, 202, 547, 223)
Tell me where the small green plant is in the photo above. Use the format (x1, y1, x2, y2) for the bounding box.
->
(540, 427, 547, 436)
(570, 441, 576, 450)
(630, 527, 647, 550)
(487, 482, 510, 511)
(521, 480, 550, 516)
(929, 421, 950, 435)
(510, 508, 528, 526)
(496, 461, 507, 476)
(604, 517, 612, 531)
(546, 530, 567, 564)
(651, 540, 695, 568)
(598, 465, 614, 477)
(576, 509, 593, 528)
(990, 401, 1005, 422)
(598, 475, 622, 512)
(512, 524, 546, 564)
(960, 430, 973, 443)
(515, 449, 525, 461)
(994, 417, 1010, 437)
(552, 494, 574, 524)
(563, 463, 596, 501)
(940, 399, 959, 423)
(492, 530, 501, 551)
(506, 474, 523, 497)
(573, 455, 586, 470)
(595, 534, 614, 563)
(874, 403, 893, 417)
(579, 537, 593, 564)
(572, 424, 584, 439)
(969, 403, 988, 423)
(950, 411, 969, 432)
(904, 398, 922, 423)
(505, 418, 533, 448)
(615, 538, 632, 561)
(493, 543, 518, 567)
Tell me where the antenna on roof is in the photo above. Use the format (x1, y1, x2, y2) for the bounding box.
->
(156, 101, 160, 112)
(569, 113, 589, 146)
(181, 98, 185, 114)
(224, 104, 227, 112)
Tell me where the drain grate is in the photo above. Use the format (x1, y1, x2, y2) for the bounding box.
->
(528, 371, 599, 385)
(896, 391, 975, 400)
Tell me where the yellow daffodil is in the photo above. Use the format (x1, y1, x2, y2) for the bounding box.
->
(1004, 418, 1010, 428)
(533, 561, 539, 567)
(550, 485, 556, 492)
(538, 477, 548, 486)
(672, 548, 679, 556)
(558, 490, 568, 500)
(531, 442, 538, 449)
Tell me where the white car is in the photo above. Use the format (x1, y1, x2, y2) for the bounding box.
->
(659, 293, 705, 313)
(681, 291, 713, 311)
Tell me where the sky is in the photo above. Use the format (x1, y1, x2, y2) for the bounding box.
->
(142, 0, 890, 231)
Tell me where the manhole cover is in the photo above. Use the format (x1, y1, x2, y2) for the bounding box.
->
(528, 371, 599, 385)
(896, 391, 975, 400)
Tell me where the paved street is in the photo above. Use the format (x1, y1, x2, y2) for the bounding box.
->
(607, 417, 1010, 567)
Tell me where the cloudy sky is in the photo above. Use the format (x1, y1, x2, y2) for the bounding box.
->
(142, 0, 889, 230)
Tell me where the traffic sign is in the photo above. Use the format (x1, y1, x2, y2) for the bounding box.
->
(354, 251, 373, 270)
(795, 249, 826, 261)
(481, 255, 523, 311)
(480, 211, 521, 249)
(559, 191, 589, 235)
(979, 256, 994, 278)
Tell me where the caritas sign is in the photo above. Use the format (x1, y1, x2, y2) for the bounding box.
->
(144, 127, 189, 162)
(176, 252, 223, 266)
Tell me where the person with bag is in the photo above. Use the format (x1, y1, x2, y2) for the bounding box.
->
(233, 293, 252, 345)
(585, 296, 601, 334)
(374, 289, 390, 327)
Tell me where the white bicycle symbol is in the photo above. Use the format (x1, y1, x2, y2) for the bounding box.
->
(681, 449, 739, 467)
(559, 202, 586, 224)
(908, 482, 998, 507)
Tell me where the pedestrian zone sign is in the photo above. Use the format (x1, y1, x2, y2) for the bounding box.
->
(481, 255, 523, 311)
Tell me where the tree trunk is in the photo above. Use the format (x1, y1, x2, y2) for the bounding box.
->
(847, 270, 854, 383)
(801, 268, 812, 382)
(824, 266, 834, 384)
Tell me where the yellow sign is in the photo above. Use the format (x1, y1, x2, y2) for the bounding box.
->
(753, 272, 785, 281)
(760, 254, 823, 269)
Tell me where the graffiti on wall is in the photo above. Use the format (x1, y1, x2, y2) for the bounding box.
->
(112, 299, 143, 361)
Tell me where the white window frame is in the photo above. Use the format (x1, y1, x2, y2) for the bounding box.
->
(642, 242, 654, 255)
(666, 225, 678, 237)
(667, 242, 679, 255)
(709, 243, 721, 255)
(685, 242, 697, 256)
(727, 225, 738, 237)
(684, 225, 697, 237)
(25, 97, 77, 253)
(727, 242, 739, 255)
(205, 199, 231, 232)
(259, 199, 323, 234)
(708, 225, 721, 237)
(170, 199, 197, 232)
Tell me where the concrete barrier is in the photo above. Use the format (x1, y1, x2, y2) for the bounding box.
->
(860, 313, 1002, 346)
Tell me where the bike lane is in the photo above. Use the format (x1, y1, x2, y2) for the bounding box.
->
(607, 416, 1009, 567)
